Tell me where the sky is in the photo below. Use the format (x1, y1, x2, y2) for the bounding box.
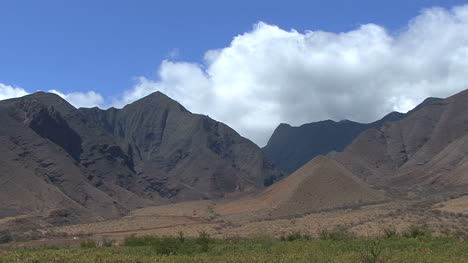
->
(1, 0, 468, 146)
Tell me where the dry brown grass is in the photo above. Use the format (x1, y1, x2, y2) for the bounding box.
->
(1, 190, 466, 249)
(43, 195, 466, 242)
(432, 195, 468, 215)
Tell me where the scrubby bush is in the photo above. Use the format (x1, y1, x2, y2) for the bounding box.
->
(123, 235, 182, 254)
(402, 225, 431, 238)
(279, 231, 312, 241)
(318, 228, 356, 241)
(196, 231, 212, 252)
(154, 236, 181, 255)
(80, 239, 97, 248)
(177, 231, 185, 243)
(286, 232, 302, 241)
(251, 231, 275, 251)
(122, 232, 212, 255)
(381, 225, 398, 238)
(100, 238, 113, 247)
(0, 230, 13, 244)
(358, 241, 384, 263)
(124, 235, 159, 247)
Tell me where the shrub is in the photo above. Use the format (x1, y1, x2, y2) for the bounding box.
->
(448, 230, 468, 241)
(100, 238, 113, 247)
(196, 231, 212, 252)
(80, 239, 97, 248)
(154, 237, 181, 255)
(381, 225, 398, 239)
(123, 235, 141, 246)
(286, 232, 302, 241)
(279, 231, 312, 242)
(123, 234, 211, 255)
(251, 231, 275, 251)
(0, 230, 13, 244)
(177, 231, 185, 243)
(124, 235, 159, 247)
(358, 241, 384, 263)
(402, 225, 431, 239)
(318, 228, 356, 241)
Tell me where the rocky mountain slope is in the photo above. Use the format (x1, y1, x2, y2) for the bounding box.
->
(0, 92, 152, 224)
(335, 89, 468, 186)
(0, 91, 282, 225)
(2, 87, 466, 230)
(80, 92, 283, 192)
(217, 156, 386, 217)
(263, 98, 441, 174)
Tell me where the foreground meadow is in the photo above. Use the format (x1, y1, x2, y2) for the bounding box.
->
(1, 229, 467, 263)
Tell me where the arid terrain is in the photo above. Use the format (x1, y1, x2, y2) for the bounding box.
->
(52, 184, 468, 239)
(1, 90, 468, 249)
(2, 182, 467, 250)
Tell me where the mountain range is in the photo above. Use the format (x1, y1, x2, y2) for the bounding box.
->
(262, 97, 442, 173)
(0, 88, 467, 228)
(0, 91, 282, 225)
(335, 89, 468, 186)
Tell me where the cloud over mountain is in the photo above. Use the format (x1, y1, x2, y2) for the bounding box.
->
(2, 5, 468, 146)
(48, 90, 104, 108)
(120, 5, 468, 145)
(0, 83, 28, 100)
(0, 85, 103, 109)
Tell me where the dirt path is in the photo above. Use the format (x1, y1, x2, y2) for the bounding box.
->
(92, 221, 208, 236)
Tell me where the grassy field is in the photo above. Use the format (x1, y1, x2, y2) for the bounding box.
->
(1, 230, 467, 263)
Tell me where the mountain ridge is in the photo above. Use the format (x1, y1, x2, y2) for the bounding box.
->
(335, 89, 468, 186)
(263, 97, 442, 174)
(0, 91, 283, 226)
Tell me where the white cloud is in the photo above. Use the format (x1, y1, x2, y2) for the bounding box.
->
(4, 5, 468, 147)
(48, 90, 104, 108)
(112, 61, 212, 108)
(118, 5, 468, 146)
(0, 83, 29, 100)
(0, 83, 104, 109)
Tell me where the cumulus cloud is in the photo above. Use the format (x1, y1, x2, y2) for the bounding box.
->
(4, 5, 468, 146)
(112, 61, 212, 108)
(0, 83, 104, 109)
(118, 5, 468, 146)
(0, 83, 29, 100)
(48, 90, 104, 108)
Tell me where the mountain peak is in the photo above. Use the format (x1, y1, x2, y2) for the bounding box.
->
(122, 91, 189, 113)
(406, 97, 442, 115)
(137, 91, 172, 103)
(0, 91, 79, 117)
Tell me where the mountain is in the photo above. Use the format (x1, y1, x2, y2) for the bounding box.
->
(0, 92, 155, 224)
(262, 113, 404, 174)
(217, 156, 386, 217)
(80, 92, 283, 193)
(335, 90, 468, 186)
(0, 91, 282, 225)
(263, 98, 441, 174)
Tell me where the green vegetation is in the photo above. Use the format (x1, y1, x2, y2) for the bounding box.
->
(123, 231, 212, 255)
(80, 240, 97, 249)
(318, 227, 356, 241)
(0, 230, 13, 244)
(0, 228, 467, 263)
(402, 224, 432, 239)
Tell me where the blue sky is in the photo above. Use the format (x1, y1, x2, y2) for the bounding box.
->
(1, 0, 468, 145)
(1, 0, 464, 96)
